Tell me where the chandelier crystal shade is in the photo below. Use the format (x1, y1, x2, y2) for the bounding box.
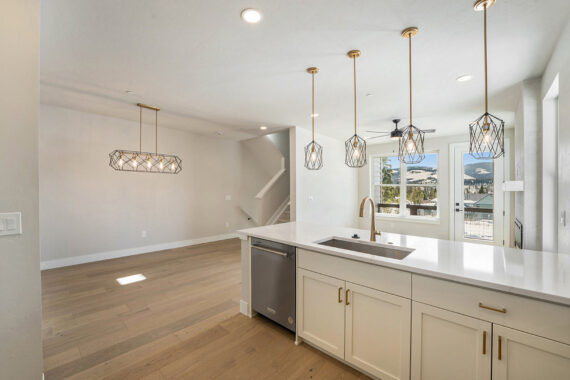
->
(399, 27, 425, 164)
(345, 50, 366, 168)
(304, 67, 323, 170)
(469, 0, 505, 159)
(109, 103, 182, 174)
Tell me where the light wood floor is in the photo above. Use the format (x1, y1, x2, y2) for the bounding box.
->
(42, 238, 370, 379)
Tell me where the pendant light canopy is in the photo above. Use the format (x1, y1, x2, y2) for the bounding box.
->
(345, 50, 367, 168)
(399, 27, 425, 164)
(469, 0, 504, 159)
(304, 67, 324, 170)
(109, 103, 182, 174)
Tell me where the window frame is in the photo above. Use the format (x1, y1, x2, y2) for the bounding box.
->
(369, 151, 440, 223)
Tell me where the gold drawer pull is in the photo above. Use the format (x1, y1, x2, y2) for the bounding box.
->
(338, 287, 343, 303)
(345, 289, 350, 305)
(498, 335, 502, 360)
(482, 331, 487, 355)
(479, 302, 506, 314)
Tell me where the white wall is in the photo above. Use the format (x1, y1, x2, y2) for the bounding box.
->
(0, 0, 43, 378)
(514, 78, 542, 250)
(541, 18, 570, 254)
(39, 105, 254, 268)
(293, 127, 358, 227)
(358, 132, 514, 241)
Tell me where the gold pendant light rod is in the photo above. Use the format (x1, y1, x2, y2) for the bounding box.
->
(307, 67, 319, 142)
(484, 5, 488, 114)
(139, 105, 142, 153)
(155, 109, 158, 155)
(347, 50, 361, 136)
(401, 27, 418, 129)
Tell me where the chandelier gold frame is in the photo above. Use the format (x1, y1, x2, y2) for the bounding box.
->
(109, 103, 182, 174)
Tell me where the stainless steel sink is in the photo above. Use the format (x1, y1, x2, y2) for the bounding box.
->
(317, 238, 414, 260)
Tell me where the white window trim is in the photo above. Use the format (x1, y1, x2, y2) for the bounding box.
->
(369, 151, 440, 224)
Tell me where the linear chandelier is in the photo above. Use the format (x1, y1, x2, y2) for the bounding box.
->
(109, 103, 182, 174)
(304, 67, 324, 170)
(399, 27, 426, 164)
(469, 0, 504, 159)
(345, 50, 367, 168)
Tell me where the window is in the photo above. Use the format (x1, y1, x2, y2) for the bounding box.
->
(371, 153, 438, 219)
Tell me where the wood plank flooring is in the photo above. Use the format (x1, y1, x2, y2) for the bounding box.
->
(42, 238, 370, 379)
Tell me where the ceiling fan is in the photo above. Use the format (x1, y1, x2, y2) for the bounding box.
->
(366, 119, 436, 141)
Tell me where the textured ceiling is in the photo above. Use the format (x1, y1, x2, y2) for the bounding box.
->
(40, 0, 570, 141)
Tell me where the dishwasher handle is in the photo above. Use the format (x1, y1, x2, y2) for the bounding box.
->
(252, 245, 288, 257)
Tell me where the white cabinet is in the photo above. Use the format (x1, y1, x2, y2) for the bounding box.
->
(411, 302, 491, 380)
(297, 268, 411, 379)
(492, 325, 570, 380)
(345, 282, 411, 380)
(296, 268, 345, 359)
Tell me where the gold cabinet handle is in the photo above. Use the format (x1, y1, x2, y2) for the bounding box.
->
(498, 335, 502, 360)
(479, 302, 506, 314)
(482, 331, 487, 355)
(338, 287, 343, 303)
(345, 289, 350, 305)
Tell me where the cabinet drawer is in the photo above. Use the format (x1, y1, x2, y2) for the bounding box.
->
(412, 274, 570, 345)
(298, 249, 411, 298)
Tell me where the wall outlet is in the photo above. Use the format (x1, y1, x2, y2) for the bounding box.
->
(225, 221, 230, 228)
(0, 212, 22, 236)
(225, 195, 232, 201)
(141, 230, 147, 238)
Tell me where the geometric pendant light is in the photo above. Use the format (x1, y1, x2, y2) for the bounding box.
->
(469, 0, 505, 159)
(345, 50, 367, 168)
(304, 67, 324, 170)
(109, 103, 182, 174)
(399, 27, 426, 164)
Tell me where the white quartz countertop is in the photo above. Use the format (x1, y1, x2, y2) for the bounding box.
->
(238, 222, 570, 306)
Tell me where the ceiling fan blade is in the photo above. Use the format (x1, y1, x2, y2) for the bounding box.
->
(422, 129, 436, 133)
(366, 135, 388, 140)
(365, 130, 390, 134)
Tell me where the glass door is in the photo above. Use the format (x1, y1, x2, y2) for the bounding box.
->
(452, 143, 504, 245)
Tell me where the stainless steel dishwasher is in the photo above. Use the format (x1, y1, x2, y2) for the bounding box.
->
(251, 237, 296, 332)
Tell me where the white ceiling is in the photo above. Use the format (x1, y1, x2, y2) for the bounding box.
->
(40, 0, 570, 141)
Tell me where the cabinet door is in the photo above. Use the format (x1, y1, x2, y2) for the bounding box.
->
(493, 325, 570, 380)
(345, 282, 411, 380)
(411, 302, 491, 380)
(296, 268, 345, 359)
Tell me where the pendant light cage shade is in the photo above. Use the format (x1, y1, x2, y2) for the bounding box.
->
(469, 112, 505, 159)
(345, 134, 367, 168)
(304, 141, 323, 170)
(399, 125, 425, 164)
(109, 150, 182, 174)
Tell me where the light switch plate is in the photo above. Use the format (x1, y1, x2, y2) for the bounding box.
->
(0, 212, 22, 236)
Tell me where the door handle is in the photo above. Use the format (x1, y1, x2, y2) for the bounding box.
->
(338, 287, 343, 303)
(482, 331, 486, 355)
(498, 335, 502, 360)
(252, 246, 288, 257)
(345, 289, 350, 305)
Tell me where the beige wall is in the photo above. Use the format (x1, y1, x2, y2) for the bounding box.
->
(294, 127, 358, 227)
(39, 105, 255, 268)
(358, 131, 515, 241)
(0, 0, 43, 378)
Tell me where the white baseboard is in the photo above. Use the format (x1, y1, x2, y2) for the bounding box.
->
(240, 299, 250, 317)
(40, 233, 237, 270)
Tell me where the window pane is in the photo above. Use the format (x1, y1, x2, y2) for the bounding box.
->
(406, 186, 437, 217)
(374, 156, 400, 185)
(378, 186, 400, 215)
(407, 153, 437, 184)
(463, 153, 494, 240)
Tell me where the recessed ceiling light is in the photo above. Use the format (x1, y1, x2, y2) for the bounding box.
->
(259, 125, 268, 130)
(216, 131, 223, 136)
(116, 274, 146, 285)
(456, 75, 473, 82)
(241, 8, 261, 23)
(125, 90, 135, 95)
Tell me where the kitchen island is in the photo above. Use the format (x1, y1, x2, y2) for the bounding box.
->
(238, 222, 570, 380)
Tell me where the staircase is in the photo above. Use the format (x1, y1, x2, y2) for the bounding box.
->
(275, 204, 290, 224)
